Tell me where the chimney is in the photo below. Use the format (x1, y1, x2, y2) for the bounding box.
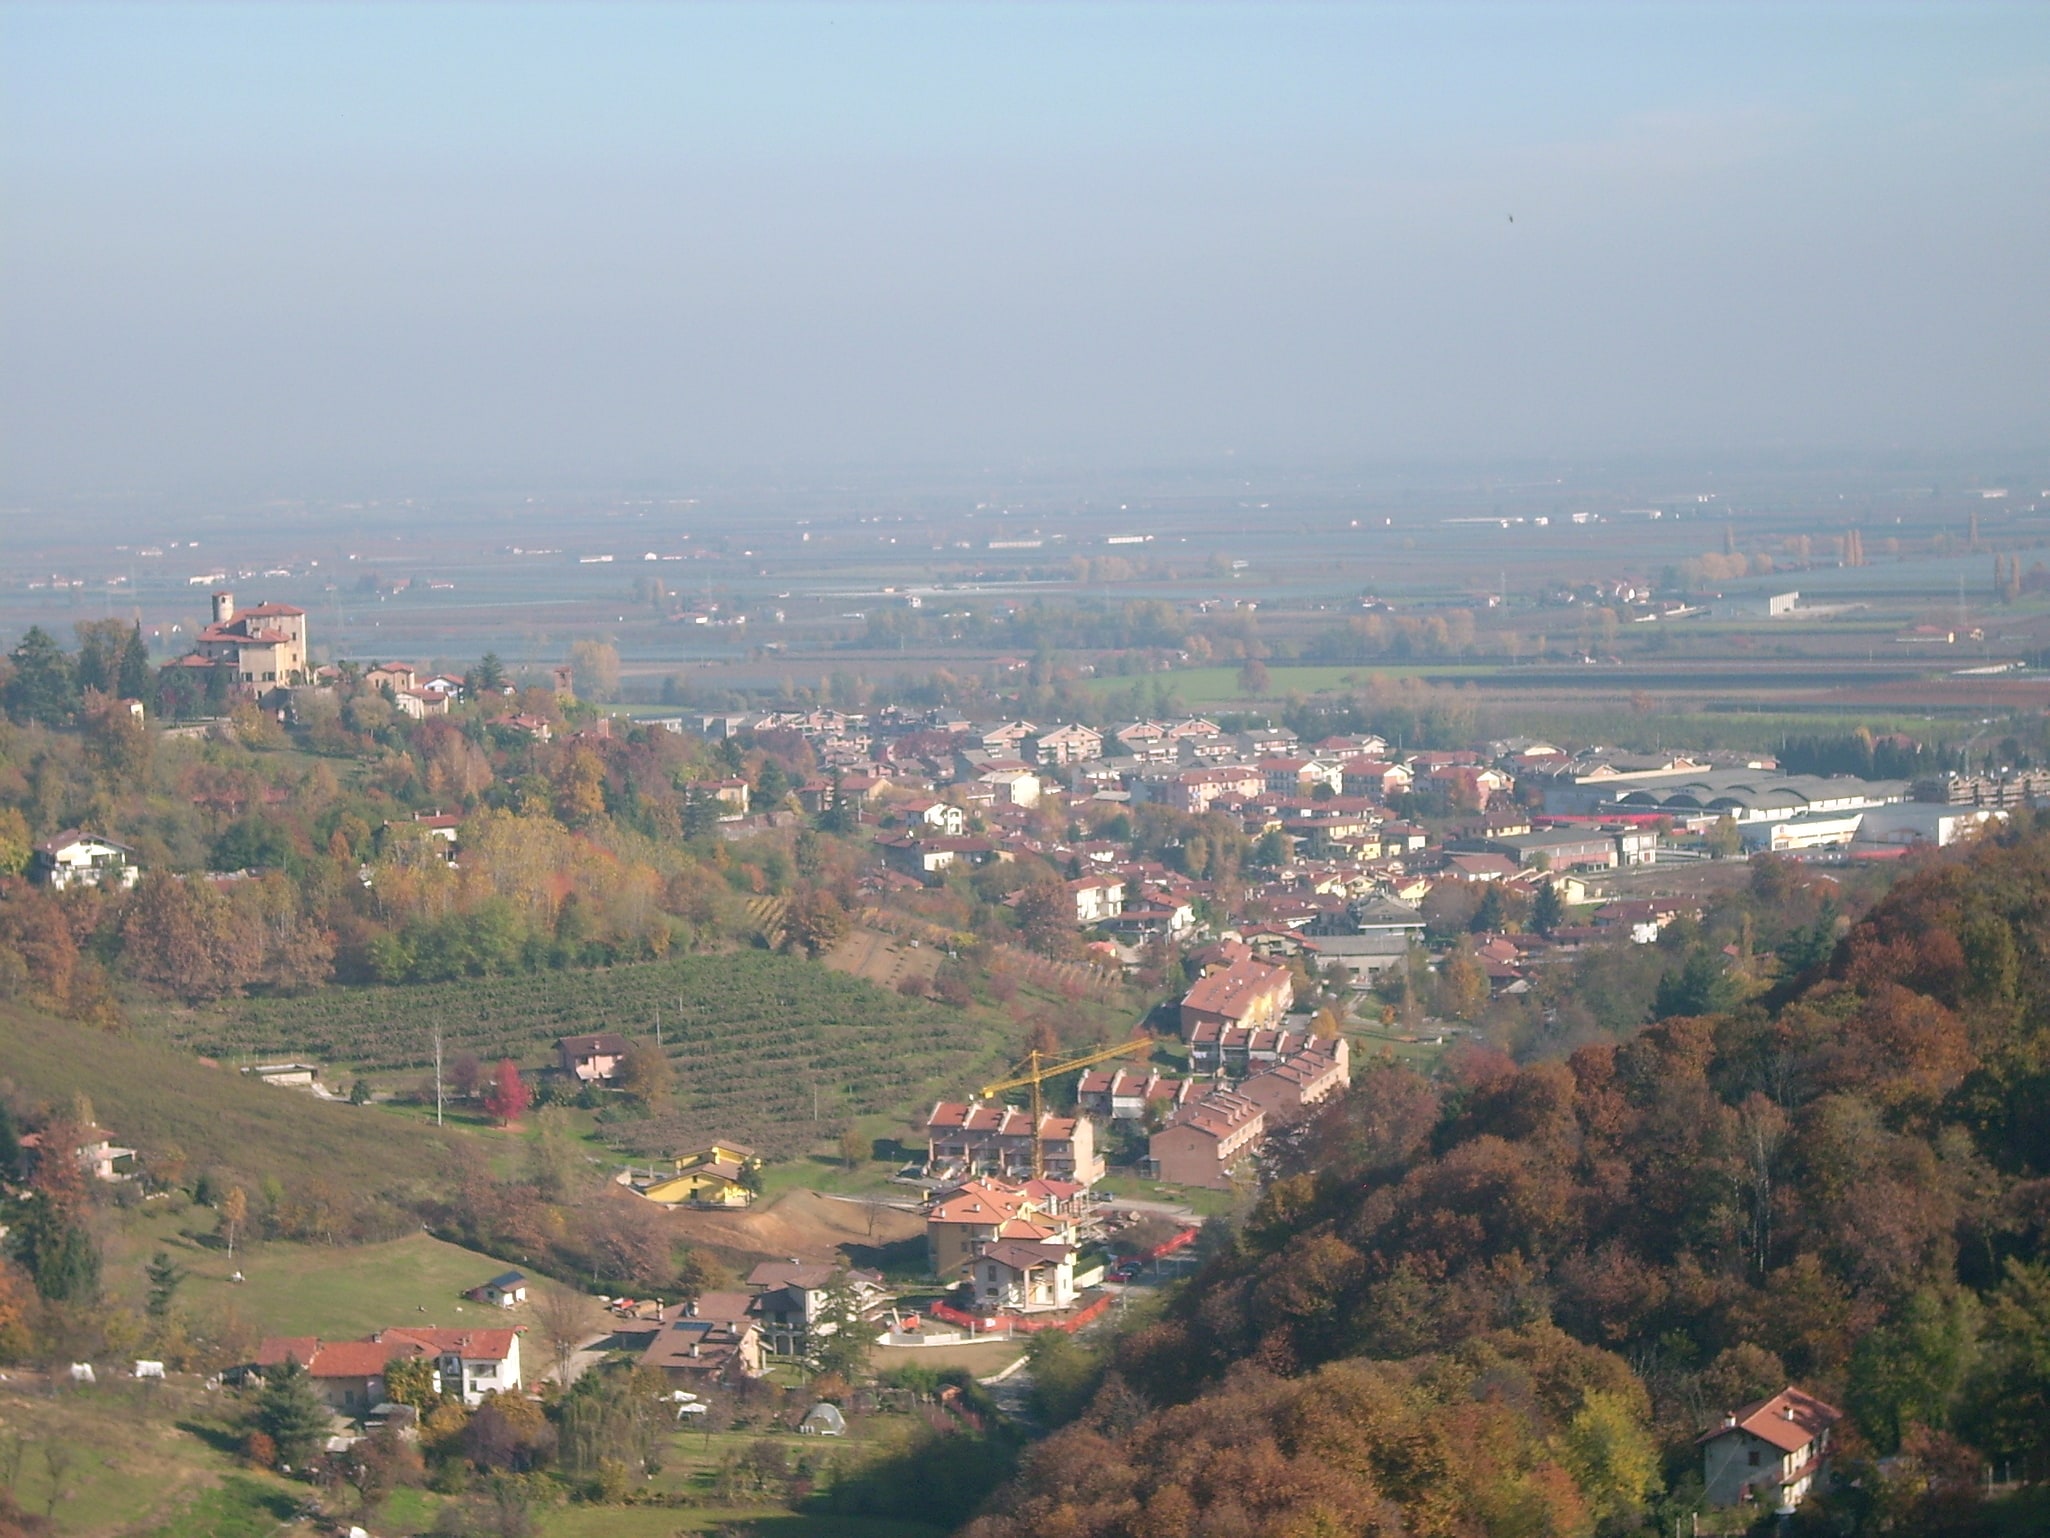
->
(690, 1342, 700, 1357)
(1723, 1413, 1738, 1430)
(212, 591, 235, 625)
(1784, 1404, 1797, 1421)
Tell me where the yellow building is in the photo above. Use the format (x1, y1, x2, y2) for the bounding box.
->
(637, 1142, 760, 1208)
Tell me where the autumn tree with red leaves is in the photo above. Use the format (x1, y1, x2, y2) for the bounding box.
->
(482, 1059, 529, 1127)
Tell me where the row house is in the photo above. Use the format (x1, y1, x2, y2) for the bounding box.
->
(1238, 1037, 1351, 1125)
(925, 1102, 1105, 1187)
(1149, 1092, 1265, 1190)
(1075, 1066, 1196, 1122)
(1186, 1023, 1307, 1077)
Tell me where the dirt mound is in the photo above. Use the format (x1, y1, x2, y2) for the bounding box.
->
(664, 1188, 924, 1266)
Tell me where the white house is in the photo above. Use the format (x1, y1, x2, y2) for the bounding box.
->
(30, 830, 139, 891)
(970, 1239, 1078, 1313)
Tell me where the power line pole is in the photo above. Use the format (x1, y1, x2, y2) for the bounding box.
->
(433, 1029, 444, 1127)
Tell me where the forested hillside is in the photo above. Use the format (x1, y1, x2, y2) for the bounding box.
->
(969, 825, 2050, 1538)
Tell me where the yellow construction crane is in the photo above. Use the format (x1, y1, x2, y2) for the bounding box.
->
(977, 1036, 1153, 1178)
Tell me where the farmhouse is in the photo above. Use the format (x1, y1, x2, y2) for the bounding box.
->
(1699, 1387, 1841, 1511)
(255, 1326, 522, 1411)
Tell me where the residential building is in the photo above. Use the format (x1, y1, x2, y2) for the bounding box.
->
(635, 1142, 759, 1207)
(924, 1177, 1082, 1278)
(925, 1102, 1104, 1186)
(20, 1124, 137, 1183)
(1700, 1388, 1842, 1511)
(1075, 1067, 1194, 1122)
(978, 764, 1042, 807)
(557, 1032, 631, 1083)
(636, 1296, 764, 1383)
(1178, 942, 1295, 1039)
(256, 1326, 522, 1411)
(183, 592, 310, 687)
(1237, 1038, 1351, 1125)
(1149, 1092, 1265, 1190)
(897, 797, 967, 836)
(1186, 1023, 1306, 1076)
(1163, 766, 1265, 815)
(1067, 874, 1126, 926)
(1033, 723, 1104, 766)
(970, 1239, 1078, 1312)
(29, 830, 139, 891)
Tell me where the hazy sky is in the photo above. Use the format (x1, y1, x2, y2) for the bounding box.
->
(3, 2, 2045, 497)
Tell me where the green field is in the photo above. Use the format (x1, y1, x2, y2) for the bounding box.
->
(156, 951, 1016, 1158)
(100, 1216, 523, 1341)
(0, 1000, 460, 1197)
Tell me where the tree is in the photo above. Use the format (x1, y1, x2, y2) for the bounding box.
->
(483, 1060, 529, 1127)
(1705, 815, 1743, 859)
(1470, 884, 1507, 934)
(1237, 658, 1270, 696)
(1848, 1286, 1981, 1452)
(568, 640, 620, 701)
(3, 628, 75, 726)
(1438, 949, 1489, 1022)
(145, 1251, 186, 1318)
(1530, 880, 1563, 936)
(219, 1186, 248, 1261)
(116, 622, 153, 704)
(467, 652, 507, 696)
(840, 1126, 867, 1171)
(617, 1040, 673, 1110)
(807, 1278, 871, 1381)
(383, 1355, 439, 1410)
(533, 1286, 600, 1389)
(9, 1198, 99, 1302)
(255, 1359, 331, 1468)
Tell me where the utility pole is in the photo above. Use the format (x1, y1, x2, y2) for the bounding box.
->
(655, 1004, 662, 1049)
(433, 1029, 444, 1127)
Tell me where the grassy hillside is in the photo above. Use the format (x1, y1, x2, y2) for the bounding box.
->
(0, 999, 461, 1196)
(152, 950, 1015, 1156)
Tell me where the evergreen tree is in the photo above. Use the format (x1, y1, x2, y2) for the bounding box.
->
(1469, 884, 1507, 934)
(10, 1198, 100, 1302)
(145, 1250, 187, 1318)
(0, 1100, 18, 1182)
(1530, 881, 1563, 937)
(116, 623, 153, 704)
(3, 628, 75, 726)
(255, 1359, 332, 1466)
